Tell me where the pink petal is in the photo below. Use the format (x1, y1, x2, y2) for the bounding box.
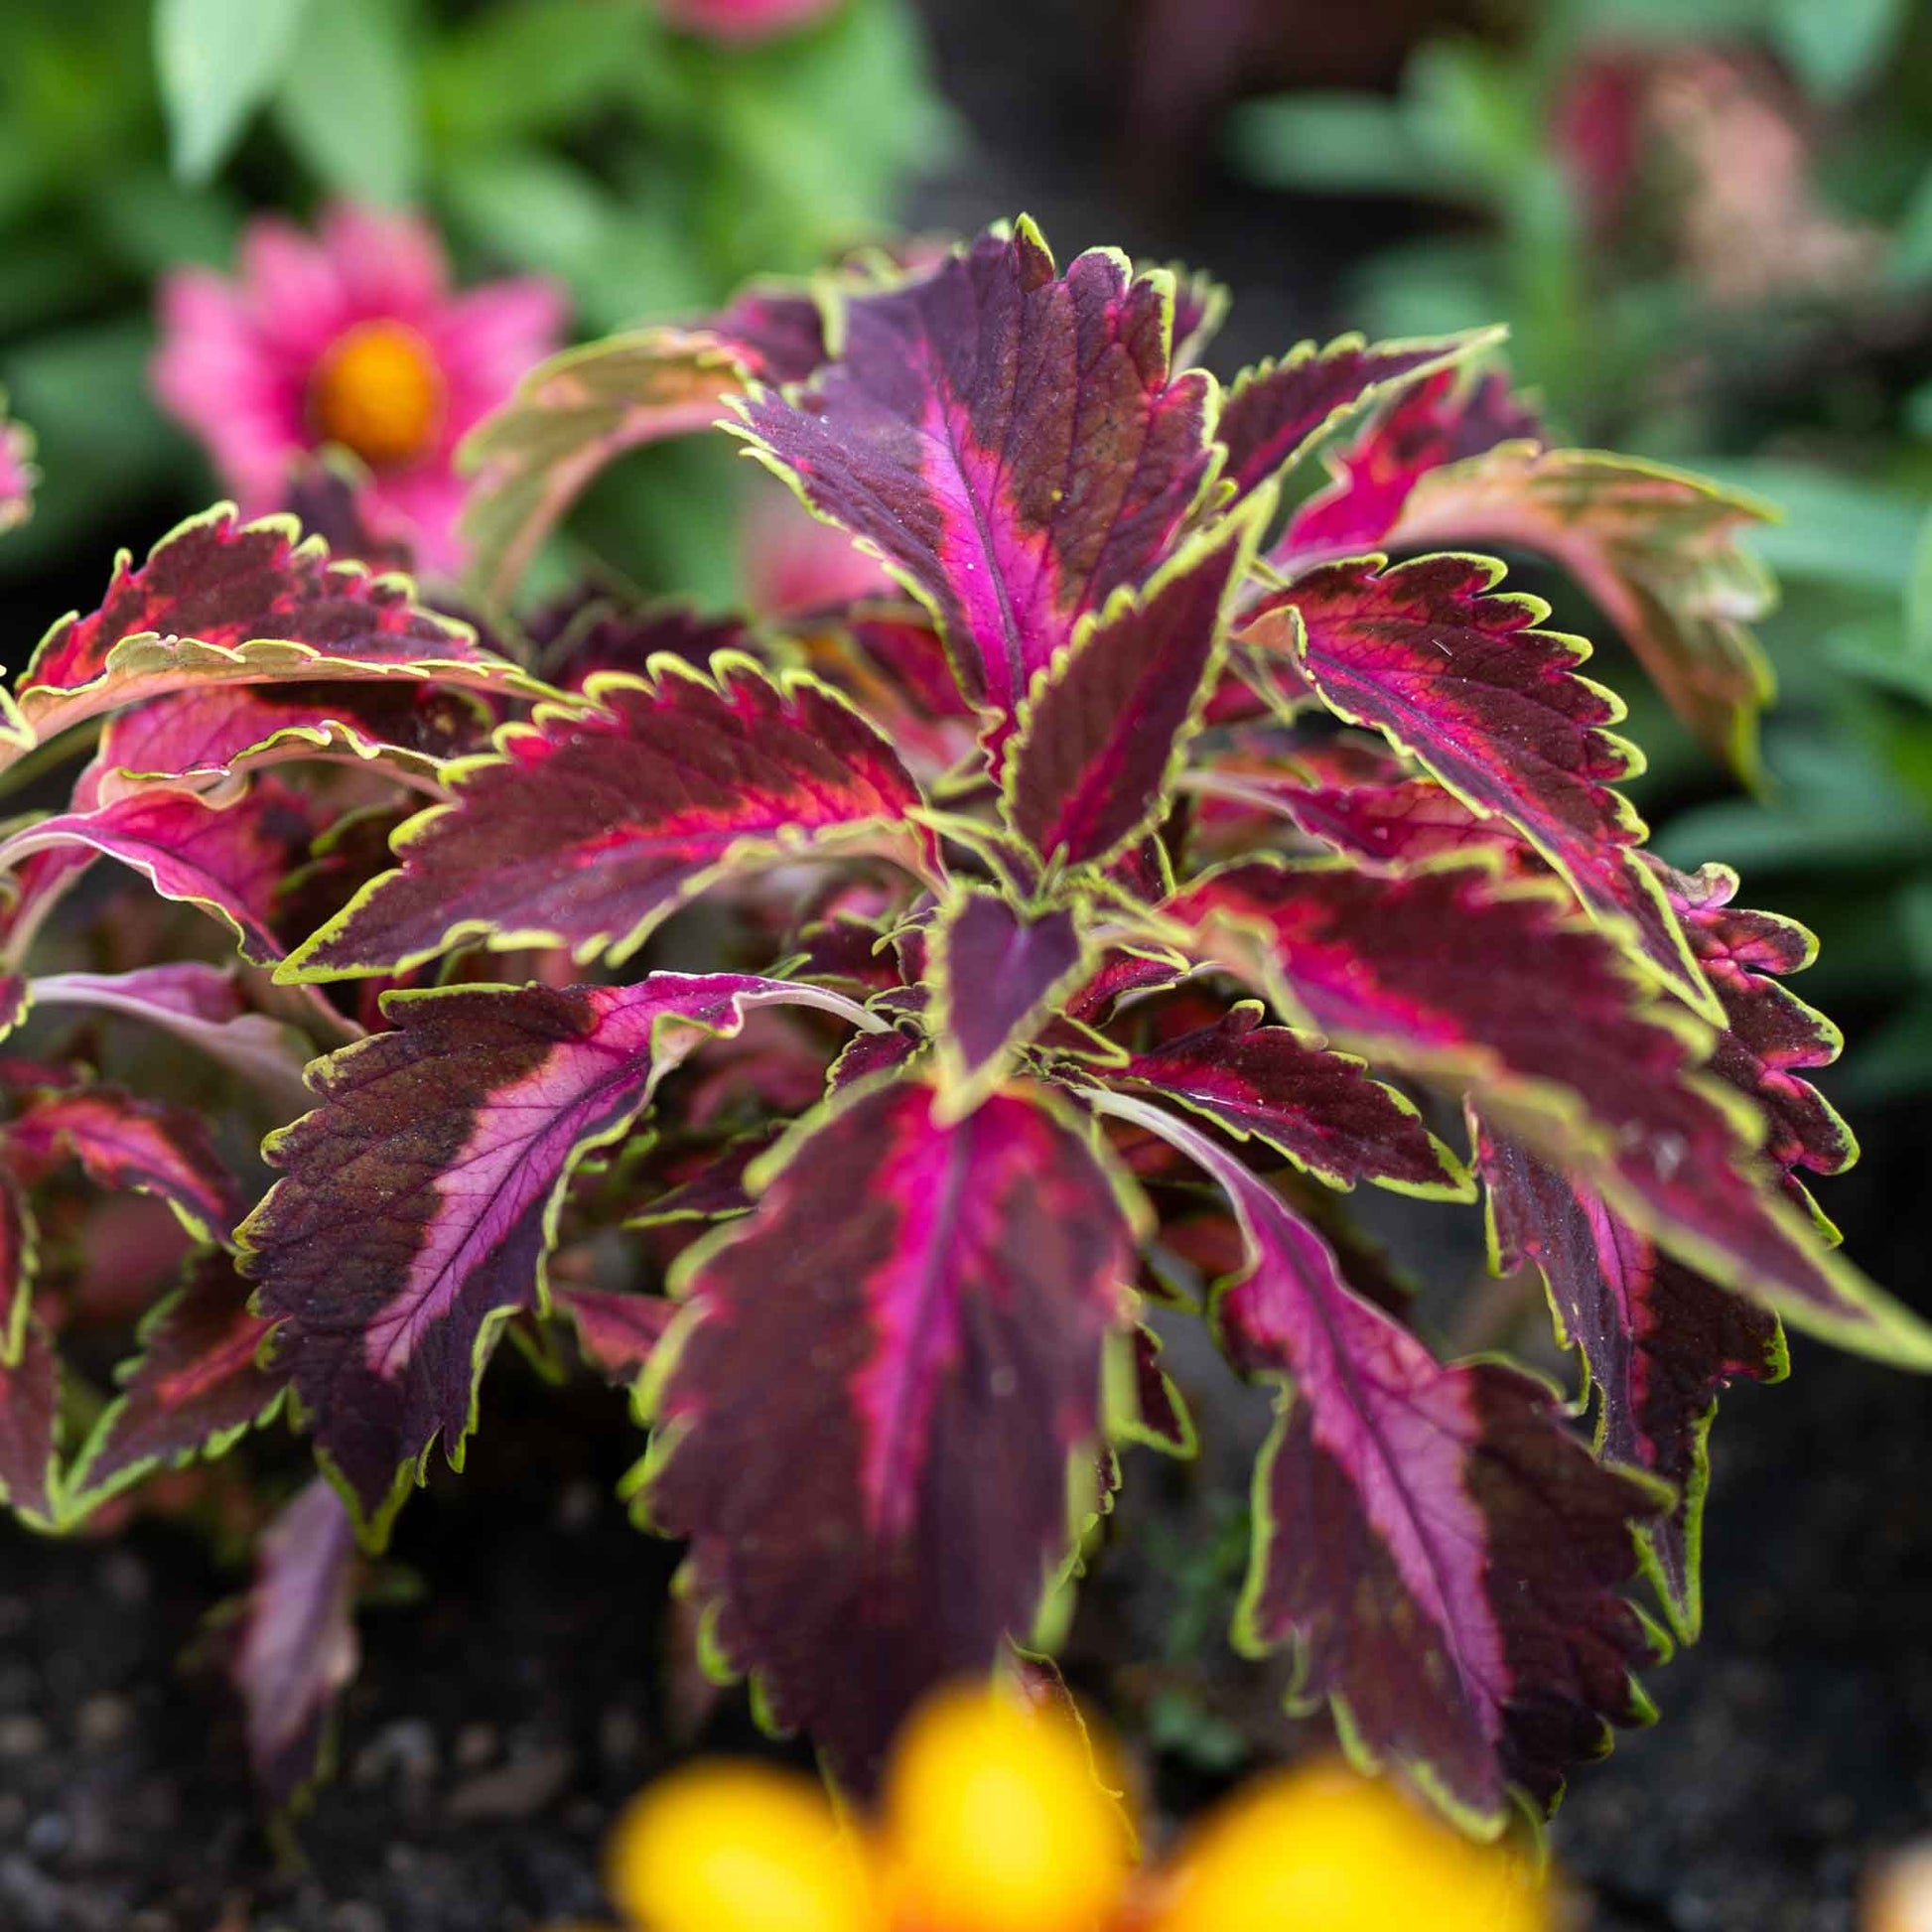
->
(320, 204, 450, 320)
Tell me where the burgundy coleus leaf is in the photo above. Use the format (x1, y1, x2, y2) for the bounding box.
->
(282, 657, 933, 983)
(64, 1251, 285, 1518)
(1121, 1323, 1194, 1456)
(0, 780, 319, 967)
(6, 1084, 243, 1243)
(1258, 769, 1536, 876)
(733, 220, 1218, 720)
(642, 1077, 1143, 1790)
(528, 599, 751, 695)
(239, 974, 885, 1541)
(1480, 1130, 1784, 1642)
(229, 1476, 362, 1808)
(1238, 554, 1710, 1013)
(627, 1127, 781, 1226)
(1280, 388, 1774, 776)
(91, 679, 490, 794)
(0, 1316, 59, 1527)
(1656, 862, 1856, 1184)
(461, 290, 829, 605)
(1281, 368, 1541, 555)
(1170, 860, 1932, 1365)
(1215, 328, 1502, 504)
(1097, 1090, 1662, 1825)
(30, 966, 314, 1116)
(828, 1023, 925, 1093)
(14, 509, 522, 755)
(1167, 267, 1229, 370)
(1002, 504, 1262, 869)
(1092, 1000, 1468, 1197)
(931, 891, 1086, 1105)
(552, 1286, 677, 1386)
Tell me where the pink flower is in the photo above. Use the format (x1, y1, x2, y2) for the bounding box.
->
(154, 204, 566, 577)
(657, 0, 844, 43)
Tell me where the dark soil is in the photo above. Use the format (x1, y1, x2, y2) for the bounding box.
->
(5, 4, 1932, 1927)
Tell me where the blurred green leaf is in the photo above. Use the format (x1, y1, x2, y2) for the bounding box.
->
(0, 319, 178, 566)
(1843, 994, 1932, 1102)
(1771, 0, 1905, 103)
(1228, 93, 1465, 200)
(1696, 461, 1924, 592)
(273, 0, 420, 206)
(424, 0, 651, 148)
(438, 148, 710, 329)
(154, 0, 311, 183)
(88, 167, 244, 274)
(1891, 166, 1932, 286)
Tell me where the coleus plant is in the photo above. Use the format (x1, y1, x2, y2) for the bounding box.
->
(0, 218, 1921, 1837)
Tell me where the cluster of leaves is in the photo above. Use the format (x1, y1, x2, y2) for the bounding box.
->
(0, 218, 1919, 1836)
(0, 0, 944, 571)
(1227, 1, 1932, 1104)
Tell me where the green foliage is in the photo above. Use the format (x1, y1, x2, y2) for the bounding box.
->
(0, 0, 949, 586)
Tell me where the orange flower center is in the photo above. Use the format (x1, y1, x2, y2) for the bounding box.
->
(308, 320, 446, 471)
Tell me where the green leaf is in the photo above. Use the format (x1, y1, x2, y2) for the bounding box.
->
(154, 0, 312, 183)
(1907, 507, 1932, 655)
(1696, 461, 1924, 593)
(1227, 93, 1453, 199)
(438, 149, 710, 330)
(423, 0, 651, 147)
(1771, 0, 1905, 101)
(272, 0, 421, 207)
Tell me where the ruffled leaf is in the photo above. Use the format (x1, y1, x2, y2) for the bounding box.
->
(460, 293, 826, 603)
(282, 657, 932, 983)
(1280, 367, 1541, 555)
(1217, 329, 1502, 502)
(229, 1477, 361, 1808)
(30, 966, 314, 1115)
(91, 679, 490, 795)
(552, 1285, 677, 1386)
(14, 509, 521, 755)
(63, 1251, 285, 1519)
(1480, 1132, 1784, 1642)
(0, 781, 318, 967)
(642, 1077, 1142, 1789)
(1096, 1091, 1661, 1827)
(1002, 502, 1263, 868)
(1656, 862, 1856, 1180)
(6, 1083, 243, 1243)
(1240, 554, 1710, 1013)
(733, 221, 1217, 719)
(1170, 860, 1932, 1365)
(1281, 393, 1775, 775)
(239, 974, 883, 1541)
(1093, 1000, 1469, 1197)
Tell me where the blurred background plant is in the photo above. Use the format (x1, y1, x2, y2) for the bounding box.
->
(0, 0, 950, 595)
(1224, 0, 1932, 1104)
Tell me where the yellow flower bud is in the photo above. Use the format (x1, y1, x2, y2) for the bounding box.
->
(1146, 1760, 1549, 1932)
(880, 1685, 1134, 1932)
(605, 1759, 876, 1932)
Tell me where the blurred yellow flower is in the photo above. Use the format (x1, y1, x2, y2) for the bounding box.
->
(606, 1760, 875, 1932)
(1143, 1759, 1548, 1932)
(586, 1685, 1551, 1932)
(880, 1685, 1134, 1932)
